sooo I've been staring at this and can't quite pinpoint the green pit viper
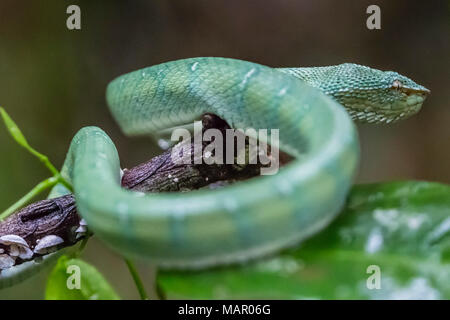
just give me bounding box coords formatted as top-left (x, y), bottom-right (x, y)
top-left (0, 57), bottom-right (429, 287)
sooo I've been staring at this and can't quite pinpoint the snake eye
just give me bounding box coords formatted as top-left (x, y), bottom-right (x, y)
top-left (392, 80), bottom-right (403, 90)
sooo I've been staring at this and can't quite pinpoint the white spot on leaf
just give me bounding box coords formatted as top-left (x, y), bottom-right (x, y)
top-left (365, 228), bottom-right (383, 254)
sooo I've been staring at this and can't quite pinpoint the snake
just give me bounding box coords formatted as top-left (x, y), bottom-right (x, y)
top-left (0, 57), bottom-right (429, 287)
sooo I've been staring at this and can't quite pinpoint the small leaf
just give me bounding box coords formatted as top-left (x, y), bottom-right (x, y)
top-left (157, 181), bottom-right (450, 299)
top-left (45, 255), bottom-right (120, 300)
top-left (0, 107), bottom-right (30, 149)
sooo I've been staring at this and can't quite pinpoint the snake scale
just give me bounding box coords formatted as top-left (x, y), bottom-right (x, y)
top-left (0, 57), bottom-right (429, 287)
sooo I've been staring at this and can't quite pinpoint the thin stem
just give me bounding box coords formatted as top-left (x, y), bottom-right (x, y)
top-left (29, 149), bottom-right (59, 175)
top-left (55, 174), bottom-right (74, 193)
top-left (30, 150), bottom-right (73, 193)
top-left (124, 258), bottom-right (149, 300)
top-left (0, 176), bottom-right (59, 220)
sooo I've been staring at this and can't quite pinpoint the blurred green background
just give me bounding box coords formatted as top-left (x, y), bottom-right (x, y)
top-left (0, 0), bottom-right (448, 299)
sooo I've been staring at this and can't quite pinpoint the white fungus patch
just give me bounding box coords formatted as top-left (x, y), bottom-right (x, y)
top-left (0, 254), bottom-right (15, 269)
top-left (0, 234), bottom-right (33, 260)
top-left (34, 235), bottom-right (64, 254)
top-left (0, 235), bottom-right (29, 247)
top-left (157, 139), bottom-right (171, 150)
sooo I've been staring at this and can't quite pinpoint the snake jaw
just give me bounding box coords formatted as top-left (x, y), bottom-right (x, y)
top-left (386, 90), bottom-right (430, 123)
top-left (346, 91), bottom-right (428, 124)
top-left (347, 82), bottom-right (429, 124)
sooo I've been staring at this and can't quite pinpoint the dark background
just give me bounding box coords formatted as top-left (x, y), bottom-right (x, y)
top-left (0, 0), bottom-right (448, 299)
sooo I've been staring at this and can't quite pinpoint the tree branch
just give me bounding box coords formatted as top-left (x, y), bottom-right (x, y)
top-left (0, 114), bottom-right (291, 269)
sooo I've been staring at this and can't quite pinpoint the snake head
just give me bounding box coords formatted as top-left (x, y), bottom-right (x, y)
top-left (328, 63), bottom-right (430, 124)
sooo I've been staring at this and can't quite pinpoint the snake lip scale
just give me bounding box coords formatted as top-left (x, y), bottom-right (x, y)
top-left (0, 57), bottom-right (429, 287)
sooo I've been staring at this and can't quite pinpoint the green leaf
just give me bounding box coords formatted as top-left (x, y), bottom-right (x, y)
top-left (45, 255), bottom-right (120, 300)
top-left (0, 107), bottom-right (31, 149)
top-left (157, 181), bottom-right (450, 299)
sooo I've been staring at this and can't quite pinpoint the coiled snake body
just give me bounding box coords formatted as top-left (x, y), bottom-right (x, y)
top-left (0, 58), bottom-right (429, 285)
